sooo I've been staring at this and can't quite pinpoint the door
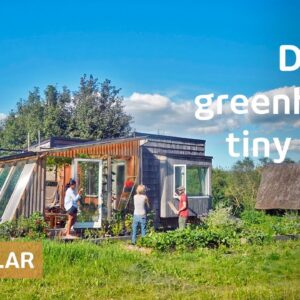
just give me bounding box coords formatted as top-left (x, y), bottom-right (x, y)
top-left (72, 159), bottom-right (103, 228)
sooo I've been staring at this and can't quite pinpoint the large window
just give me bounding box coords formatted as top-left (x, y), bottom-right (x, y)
top-left (187, 166), bottom-right (208, 196)
top-left (174, 165), bottom-right (209, 197)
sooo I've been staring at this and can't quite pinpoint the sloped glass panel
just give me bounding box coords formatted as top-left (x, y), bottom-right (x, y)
top-left (0, 163), bottom-right (25, 219)
top-left (0, 166), bottom-right (11, 191)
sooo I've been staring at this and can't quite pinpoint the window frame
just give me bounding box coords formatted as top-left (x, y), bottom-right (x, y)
top-left (173, 164), bottom-right (186, 197)
top-left (72, 158), bottom-right (103, 229)
top-left (173, 164), bottom-right (210, 198)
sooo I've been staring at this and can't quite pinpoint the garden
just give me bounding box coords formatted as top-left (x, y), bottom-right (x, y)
top-left (0, 159), bottom-right (300, 299)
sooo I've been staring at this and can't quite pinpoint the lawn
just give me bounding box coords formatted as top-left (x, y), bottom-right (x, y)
top-left (0, 240), bottom-right (299, 300)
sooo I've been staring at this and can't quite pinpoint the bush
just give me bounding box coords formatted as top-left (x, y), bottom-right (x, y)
top-left (205, 205), bottom-right (243, 231)
top-left (139, 209), bottom-right (300, 251)
top-left (138, 227), bottom-right (236, 251)
top-left (241, 210), bottom-right (300, 236)
top-left (0, 212), bottom-right (47, 240)
top-left (0, 220), bottom-right (18, 240)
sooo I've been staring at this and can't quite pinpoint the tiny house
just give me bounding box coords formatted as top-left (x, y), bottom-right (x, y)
top-left (0, 133), bottom-right (212, 228)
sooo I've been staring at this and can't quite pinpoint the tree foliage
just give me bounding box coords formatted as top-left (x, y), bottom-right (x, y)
top-left (212, 158), bottom-right (261, 215)
top-left (69, 75), bottom-right (132, 139)
top-left (0, 75), bottom-right (132, 151)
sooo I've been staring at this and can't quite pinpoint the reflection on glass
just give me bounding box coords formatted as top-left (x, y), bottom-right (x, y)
top-left (187, 166), bottom-right (208, 196)
top-left (77, 161), bottom-right (100, 223)
top-left (174, 165), bottom-right (185, 191)
top-left (112, 161), bottom-right (125, 211)
top-left (0, 163), bottom-right (25, 219)
top-left (0, 166), bottom-right (11, 191)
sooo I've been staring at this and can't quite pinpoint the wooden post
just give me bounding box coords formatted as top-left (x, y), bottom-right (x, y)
top-left (41, 158), bottom-right (46, 215)
top-left (36, 159), bottom-right (41, 212)
top-left (107, 156), bottom-right (112, 221)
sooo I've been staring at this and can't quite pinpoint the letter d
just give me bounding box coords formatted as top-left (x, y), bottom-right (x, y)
top-left (280, 45), bottom-right (300, 71)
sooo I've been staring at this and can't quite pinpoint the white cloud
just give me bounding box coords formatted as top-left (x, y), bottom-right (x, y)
top-left (125, 93), bottom-right (170, 112)
top-left (0, 113), bottom-right (6, 122)
top-left (266, 139), bottom-right (300, 153)
top-left (124, 92), bottom-right (238, 136)
top-left (289, 139), bottom-right (300, 152)
top-left (124, 86), bottom-right (300, 137)
top-left (293, 120), bottom-right (300, 128)
top-left (247, 86), bottom-right (300, 128)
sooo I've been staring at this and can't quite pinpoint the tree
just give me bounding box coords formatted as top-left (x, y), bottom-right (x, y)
top-left (232, 157), bottom-right (255, 172)
top-left (43, 85), bottom-right (72, 137)
top-left (258, 157), bottom-right (273, 167)
top-left (225, 158), bottom-right (261, 214)
top-left (0, 88), bottom-right (44, 149)
top-left (69, 75), bottom-right (132, 139)
top-left (283, 157), bottom-right (295, 164)
top-left (212, 168), bottom-right (229, 209)
top-left (0, 75), bottom-right (132, 152)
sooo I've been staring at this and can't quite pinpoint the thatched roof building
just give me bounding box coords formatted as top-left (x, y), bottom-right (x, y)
top-left (256, 163), bottom-right (300, 210)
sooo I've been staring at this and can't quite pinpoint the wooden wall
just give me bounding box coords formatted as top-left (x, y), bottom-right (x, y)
top-left (140, 138), bottom-right (212, 226)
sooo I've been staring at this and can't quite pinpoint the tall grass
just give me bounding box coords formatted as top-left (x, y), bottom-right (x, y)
top-left (0, 240), bottom-right (299, 299)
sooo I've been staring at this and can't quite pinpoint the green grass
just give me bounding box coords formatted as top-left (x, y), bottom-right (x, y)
top-left (0, 240), bottom-right (299, 299)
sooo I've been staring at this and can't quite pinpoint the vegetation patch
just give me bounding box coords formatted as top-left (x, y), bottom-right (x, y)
top-left (0, 240), bottom-right (299, 299)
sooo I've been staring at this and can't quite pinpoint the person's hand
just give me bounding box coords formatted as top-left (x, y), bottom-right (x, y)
top-left (78, 188), bottom-right (84, 195)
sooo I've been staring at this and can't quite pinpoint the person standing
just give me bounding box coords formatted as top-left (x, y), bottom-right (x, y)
top-left (131, 185), bottom-right (150, 244)
top-left (176, 186), bottom-right (188, 229)
top-left (64, 179), bottom-right (83, 237)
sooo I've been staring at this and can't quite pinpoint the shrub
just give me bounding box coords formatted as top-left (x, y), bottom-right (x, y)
top-left (139, 209), bottom-right (300, 251)
top-left (124, 214), bottom-right (133, 234)
top-left (241, 210), bottom-right (300, 236)
top-left (0, 220), bottom-right (18, 240)
top-left (205, 205), bottom-right (243, 232)
top-left (0, 212), bottom-right (47, 240)
top-left (138, 227), bottom-right (236, 251)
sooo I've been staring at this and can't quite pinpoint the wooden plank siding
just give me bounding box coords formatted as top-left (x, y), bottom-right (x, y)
top-left (0, 134), bottom-right (212, 228)
top-left (140, 138), bottom-right (212, 226)
top-left (48, 140), bottom-right (140, 158)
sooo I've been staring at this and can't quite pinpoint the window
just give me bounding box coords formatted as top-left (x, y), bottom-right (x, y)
top-left (173, 165), bottom-right (209, 197)
top-left (186, 166), bottom-right (208, 196)
top-left (78, 161), bottom-right (99, 197)
top-left (174, 165), bottom-right (186, 196)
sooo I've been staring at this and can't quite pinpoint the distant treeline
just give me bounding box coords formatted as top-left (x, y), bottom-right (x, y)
top-left (212, 157), bottom-right (297, 215)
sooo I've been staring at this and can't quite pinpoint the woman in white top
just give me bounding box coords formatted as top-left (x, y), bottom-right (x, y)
top-left (131, 185), bottom-right (150, 244)
top-left (64, 179), bottom-right (83, 237)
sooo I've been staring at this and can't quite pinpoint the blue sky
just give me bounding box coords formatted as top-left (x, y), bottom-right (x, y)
top-left (0, 0), bottom-right (299, 167)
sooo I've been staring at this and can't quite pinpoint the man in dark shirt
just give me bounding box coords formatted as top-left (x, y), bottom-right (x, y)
top-left (176, 186), bottom-right (188, 229)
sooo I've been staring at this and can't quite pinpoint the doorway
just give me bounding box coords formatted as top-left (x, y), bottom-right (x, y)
top-left (72, 159), bottom-right (103, 228)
